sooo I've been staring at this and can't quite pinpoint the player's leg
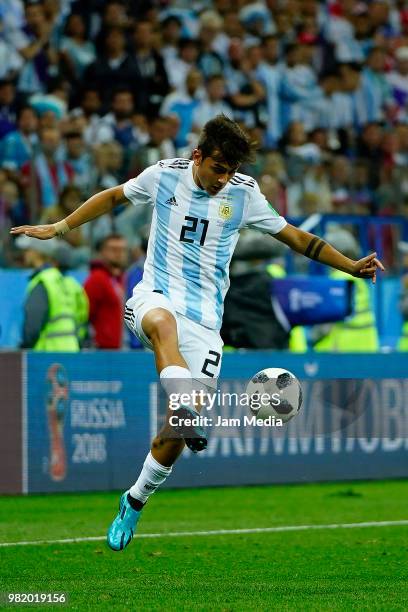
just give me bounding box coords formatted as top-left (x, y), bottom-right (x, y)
top-left (141, 307), bottom-right (208, 460)
top-left (107, 293), bottom-right (208, 551)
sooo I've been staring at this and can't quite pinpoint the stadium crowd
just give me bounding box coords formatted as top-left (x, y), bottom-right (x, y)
top-left (0, 0), bottom-right (407, 349)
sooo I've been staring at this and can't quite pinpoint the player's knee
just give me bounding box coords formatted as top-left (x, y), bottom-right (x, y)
top-left (144, 311), bottom-right (177, 346)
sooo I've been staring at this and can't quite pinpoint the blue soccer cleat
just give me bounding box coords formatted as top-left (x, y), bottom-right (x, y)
top-left (107, 490), bottom-right (141, 551)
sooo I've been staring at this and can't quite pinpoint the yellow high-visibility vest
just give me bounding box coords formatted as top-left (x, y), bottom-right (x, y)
top-left (314, 270), bottom-right (378, 352)
top-left (27, 267), bottom-right (80, 351)
top-left (397, 321), bottom-right (408, 351)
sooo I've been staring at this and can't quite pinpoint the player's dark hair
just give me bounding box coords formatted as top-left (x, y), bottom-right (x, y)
top-left (197, 115), bottom-right (256, 167)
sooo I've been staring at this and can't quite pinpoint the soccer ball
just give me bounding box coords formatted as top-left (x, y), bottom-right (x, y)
top-left (245, 368), bottom-right (302, 423)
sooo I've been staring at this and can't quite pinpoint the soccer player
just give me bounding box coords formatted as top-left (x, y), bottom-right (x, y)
top-left (10, 115), bottom-right (384, 551)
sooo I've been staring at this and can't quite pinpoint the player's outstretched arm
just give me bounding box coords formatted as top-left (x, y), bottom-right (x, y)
top-left (274, 224), bottom-right (385, 283)
top-left (10, 184), bottom-right (128, 240)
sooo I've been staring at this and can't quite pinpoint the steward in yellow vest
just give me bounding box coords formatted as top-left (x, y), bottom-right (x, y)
top-left (313, 228), bottom-right (378, 352)
top-left (16, 235), bottom-right (86, 351)
top-left (26, 267), bottom-right (81, 351)
top-left (314, 269), bottom-right (379, 351)
top-left (62, 275), bottom-right (89, 344)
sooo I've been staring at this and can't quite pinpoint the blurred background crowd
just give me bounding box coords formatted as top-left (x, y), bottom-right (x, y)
top-left (0, 0), bottom-right (408, 351)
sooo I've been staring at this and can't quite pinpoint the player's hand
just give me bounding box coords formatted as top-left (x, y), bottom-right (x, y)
top-left (351, 252), bottom-right (385, 284)
top-left (10, 224), bottom-right (57, 240)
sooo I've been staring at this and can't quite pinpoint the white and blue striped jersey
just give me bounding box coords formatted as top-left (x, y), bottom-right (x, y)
top-left (123, 159), bottom-right (287, 330)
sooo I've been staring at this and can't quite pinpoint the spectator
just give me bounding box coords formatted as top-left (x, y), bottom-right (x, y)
top-left (160, 68), bottom-right (203, 150)
top-left (92, 141), bottom-right (125, 190)
top-left (41, 178), bottom-right (112, 253)
top-left (280, 43), bottom-right (324, 132)
top-left (257, 35), bottom-right (283, 147)
top-left (84, 233), bottom-right (128, 349)
top-left (283, 121), bottom-right (322, 174)
top-left (213, 10), bottom-right (245, 59)
top-left (329, 155), bottom-right (352, 211)
top-left (85, 26), bottom-right (140, 105)
top-left (99, 88), bottom-right (143, 151)
top-left (0, 177), bottom-right (27, 229)
top-left (329, 5), bottom-right (367, 63)
top-left (159, 15), bottom-right (183, 66)
top-left (74, 88), bottom-right (113, 146)
top-left (349, 4), bottom-right (375, 59)
top-left (387, 46), bottom-right (408, 121)
top-left (40, 183), bottom-right (87, 248)
top-left (224, 38), bottom-right (265, 128)
top-left (338, 62), bottom-right (367, 129)
top-left (0, 79), bottom-right (19, 140)
top-left (356, 122), bottom-right (384, 190)
top-left (197, 10), bottom-right (224, 79)
top-left (129, 116), bottom-right (176, 176)
top-left (14, 0), bottom-right (58, 95)
top-left (192, 75), bottom-right (233, 129)
top-left (1, 106), bottom-right (39, 173)
top-left (350, 160), bottom-right (375, 215)
top-left (132, 20), bottom-right (169, 116)
top-left (59, 13), bottom-right (96, 82)
top-left (15, 234), bottom-right (84, 351)
top-left (396, 118), bottom-right (408, 150)
top-left (21, 125), bottom-right (74, 219)
top-left (361, 47), bottom-right (392, 123)
top-left (318, 71), bottom-right (353, 131)
top-left (0, 17), bottom-right (23, 80)
top-left (259, 173), bottom-right (287, 217)
top-left (274, 7), bottom-right (296, 52)
top-left (28, 78), bottom-right (69, 121)
top-left (239, 2), bottom-right (273, 41)
top-left (63, 130), bottom-right (93, 195)
top-left (94, 0), bottom-right (132, 53)
top-left (164, 37), bottom-right (200, 93)
top-left (300, 160), bottom-right (332, 214)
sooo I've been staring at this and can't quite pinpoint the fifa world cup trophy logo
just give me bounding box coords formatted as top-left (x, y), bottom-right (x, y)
top-left (46, 364), bottom-right (69, 481)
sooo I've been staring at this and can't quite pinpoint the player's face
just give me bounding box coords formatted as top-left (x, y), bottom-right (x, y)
top-left (193, 149), bottom-right (239, 196)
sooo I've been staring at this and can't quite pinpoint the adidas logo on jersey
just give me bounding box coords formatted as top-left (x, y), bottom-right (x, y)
top-left (165, 196), bottom-right (178, 206)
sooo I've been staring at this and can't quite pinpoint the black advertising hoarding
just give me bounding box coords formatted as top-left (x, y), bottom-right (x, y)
top-left (0, 353), bottom-right (22, 494)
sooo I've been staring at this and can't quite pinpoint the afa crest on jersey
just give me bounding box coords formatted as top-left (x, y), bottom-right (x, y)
top-left (219, 202), bottom-right (233, 220)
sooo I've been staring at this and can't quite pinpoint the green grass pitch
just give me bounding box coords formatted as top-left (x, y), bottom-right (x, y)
top-left (0, 480), bottom-right (407, 611)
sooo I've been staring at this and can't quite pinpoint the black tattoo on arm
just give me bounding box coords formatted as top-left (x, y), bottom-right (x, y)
top-left (304, 237), bottom-right (327, 261)
top-left (304, 237), bottom-right (319, 258)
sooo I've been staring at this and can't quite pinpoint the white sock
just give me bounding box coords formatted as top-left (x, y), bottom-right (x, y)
top-left (129, 452), bottom-right (172, 504)
top-left (160, 365), bottom-right (196, 410)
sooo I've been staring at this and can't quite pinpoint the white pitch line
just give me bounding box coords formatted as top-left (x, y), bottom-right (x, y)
top-left (1, 520), bottom-right (408, 548)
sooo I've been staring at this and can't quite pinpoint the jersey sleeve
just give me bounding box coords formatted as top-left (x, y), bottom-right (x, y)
top-left (243, 183), bottom-right (287, 234)
top-left (123, 164), bottom-right (158, 207)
